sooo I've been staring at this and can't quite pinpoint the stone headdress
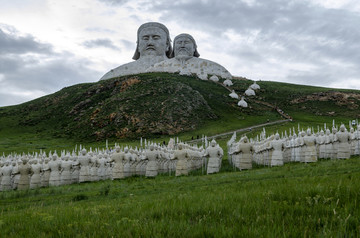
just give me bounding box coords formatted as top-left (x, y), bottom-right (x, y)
top-left (170, 33), bottom-right (200, 58)
top-left (132, 22), bottom-right (173, 60)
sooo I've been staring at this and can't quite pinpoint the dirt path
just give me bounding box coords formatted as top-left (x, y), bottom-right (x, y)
top-left (186, 119), bottom-right (291, 143)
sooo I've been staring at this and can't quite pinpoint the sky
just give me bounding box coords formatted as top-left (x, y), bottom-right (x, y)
top-left (0, 0), bottom-right (359, 106)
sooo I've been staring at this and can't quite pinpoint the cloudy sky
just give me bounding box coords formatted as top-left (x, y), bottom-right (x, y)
top-left (0, 0), bottom-right (359, 106)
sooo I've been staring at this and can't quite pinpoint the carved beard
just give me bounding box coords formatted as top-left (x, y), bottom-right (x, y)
top-left (175, 56), bottom-right (192, 66)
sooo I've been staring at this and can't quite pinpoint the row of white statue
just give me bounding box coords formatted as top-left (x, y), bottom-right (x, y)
top-left (228, 123), bottom-right (359, 170)
top-left (0, 140), bottom-right (223, 191)
top-left (1, 121), bottom-right (357, 191)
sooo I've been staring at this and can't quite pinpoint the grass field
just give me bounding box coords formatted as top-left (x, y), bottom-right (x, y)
top-left (1, 157), bottom-right (359, 237)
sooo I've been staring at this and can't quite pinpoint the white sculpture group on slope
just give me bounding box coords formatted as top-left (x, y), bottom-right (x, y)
top-left (228, 122), bottom-right (359, 171)
top-left (0, 139), bottom-right (223, 191)
top-left (228, 81), bottom-right (261, 108)
top-left (101, 22), bottom-right (232, 82)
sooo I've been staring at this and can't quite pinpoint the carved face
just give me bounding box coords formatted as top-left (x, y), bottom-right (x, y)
top-left (138, 27), bottom-right (168, 57)
top-left (174, 36), bottom-right (195, 57)
top-left (340, 125), bottom-right (345, 132)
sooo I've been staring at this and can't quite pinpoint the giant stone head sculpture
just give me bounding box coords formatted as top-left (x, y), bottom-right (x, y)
top-left (132, 22), bottom-right (172, 60)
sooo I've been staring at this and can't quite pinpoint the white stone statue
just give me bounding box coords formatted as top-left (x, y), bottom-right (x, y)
top-left (303, 129), bottom-right (317, 163)
top-left (238, 96), bottom-right (248, 108)
top-left (336, 124), bottom-right (351, 159)
top-left (167, 138), bottom-right (175, 150)
top-left (229, 90), bottom-right (239, 99)
top-left (250, 81), bottom-right (260, 90)
top-left (317, 130), bottom-right (326, 159)
top-left (90, 151), bottom-right (99, 182)
top-left (49, 153), bottom-right (61, 186)
top-left (350, 127), bottom-right (356, 156)
top-left (71, 152), bottom-right (80, 184)
top-left (100, 22), bottom-right (172, 80)
top-left (0, 160), bottom-right (13, 191)
top-left (60, 153), bottom-right (73, 185)
top-left (11, 160), bottom-right (20, 190)
top-left (223, 79), bottom-right (233, 87)
top-left (355, 126), bottom-right (360, 155)
top-left (230, 136), bottom-right (253, 170)
top-left (78, 149), bottom-right (91, 183)
top-left (173, 143), bottom-right (189, 176)
top-left (18, 157), bottom-right (31, 190)
top-left (204, 140), bottom-right (223, 174)
top-left (110, 146), bottom-right (125, 179)
top-left (145, 145), bottom-right (159, 177)
top-left (331, 127), bottom-right (338, 159)
top-left (209, 75), bottom-right (219, 82)
top-left (41, 157), bottom-right (51, 187)
top-left (123, 147), bottom-right (132, 177)
top-left (30, 159), bottom-right (42, 189)
top-left (245, 87), bottom-right (255, 96)
top-left (150, 33), bottom-right (232, 80)
top-left (97, 153), bottom-right (107, 180)
top-left (269, 133), bottom-right (284, 166)
top-left (130, 149), bottom-right (138, 175)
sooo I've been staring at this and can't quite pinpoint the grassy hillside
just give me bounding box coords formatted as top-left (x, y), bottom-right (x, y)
top-left (1, 73), bottom-right (360, 154)
top-left (0, 73), bottom-right (280, 154)
top-left (1, 157), bottom-right (359, 237)
top-left (233, 80), bottom-right (360, 123)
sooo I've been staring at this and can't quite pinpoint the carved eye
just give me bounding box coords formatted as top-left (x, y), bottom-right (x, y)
top-left (153, 35), bottom-right (160, 40)
top-left (142, 36), bottom-right (149, 40)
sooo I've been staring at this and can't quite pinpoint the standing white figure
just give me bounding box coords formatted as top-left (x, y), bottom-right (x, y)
top-left (173, 143), bottom-right (189, 176)
top-left (317, 130), bottom-right (326, 159)
top-left (1, 161), bottom-right (13, 191)
top-left (110, 146), bottom-right (125, 179)
top-left (11, 160), bottom-right (20, 190)
top-left (324, 129), bottom-right (333, 158)
top-left (303, 129), bottom-right (317, 163)
top-left (204, 140), bottom-right (223, 174)
top-left (71, 152), bottom-right (80, 184)
top-left (30, 159), bottom-right (42, 189)
top-left (123, 147), bottom-right (132, 177)
top-left (78, 149), bottom-right (91, 183)
top-left (41, 158), bottom-right (51, 187)
top-left (145, 145), bottom-right (159, 177)
top-left (230, 136), bottom-right (254, 170)
top-left (60, 153), bottom-right (73, 185)
top-left (49, 153), bottom-right (61, 186)
top-left (331, 127), bottom-right (338, 159)
top-left (269, 133), bottom-right (284, 166)
top-left (97, 153), bottom-right (107, 180)
top-left (336, 124), bottom-right (351, 159)
top-left (17, 157), bottom-right (31, 190)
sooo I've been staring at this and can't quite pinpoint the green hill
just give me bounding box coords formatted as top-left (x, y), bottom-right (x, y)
top-left (0, 72), bottom-right (359, 153)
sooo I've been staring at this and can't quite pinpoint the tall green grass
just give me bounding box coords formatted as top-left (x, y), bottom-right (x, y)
top-left (1, 157), bottom-right (359, 237)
